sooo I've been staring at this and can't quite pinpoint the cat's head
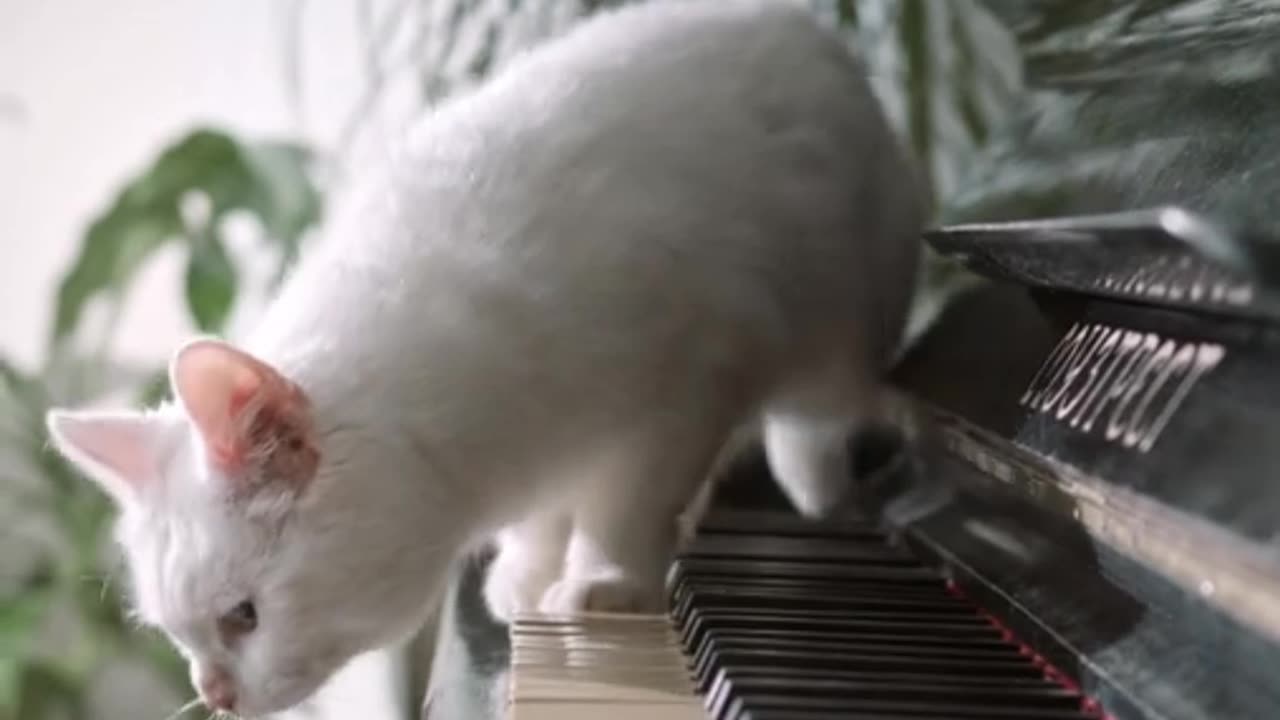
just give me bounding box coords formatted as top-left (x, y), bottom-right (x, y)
top-left (46, 338), bottom-right (443, 717)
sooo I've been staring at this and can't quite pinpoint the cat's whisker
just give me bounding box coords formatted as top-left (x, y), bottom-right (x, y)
top-left (161, 696), bottom-right (203, 720)
top-left (79, 572), bottom-right (112, 602)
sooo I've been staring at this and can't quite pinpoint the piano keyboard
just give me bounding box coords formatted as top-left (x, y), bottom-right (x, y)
top-left (508, 613), bottom-right (706, 719)
top-left (508, 510), bottom-right (1106, 720)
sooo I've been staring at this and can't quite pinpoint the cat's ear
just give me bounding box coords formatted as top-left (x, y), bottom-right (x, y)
top-left (45, 410), bottom-right (164, 507)
top-left (168, 338), bottom-right (318, 486)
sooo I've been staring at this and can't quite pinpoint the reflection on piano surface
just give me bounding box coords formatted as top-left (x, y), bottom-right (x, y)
top-left (424, 206), bottom-right (1280, 720)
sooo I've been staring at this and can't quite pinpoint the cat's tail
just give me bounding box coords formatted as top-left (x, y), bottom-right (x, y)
top-left (688, 379), bottom-right (905, 522)
top-left (762, 409), bottom-right (855, 517)
top-left (759, 374), bottom-right (900, 517)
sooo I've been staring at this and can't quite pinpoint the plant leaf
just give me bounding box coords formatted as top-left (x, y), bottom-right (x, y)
top-left (50, 128), bottom-right (319, 348)
top-left (836, 0), bottom-right (858, 27)
top-left (136, 370), bottom-right (172, 407)
top-left (0, 359), bottom-right (48, 446)
top-left (51, 215), bottom-right (175, 347)
top-left (0, 589), bottom-right (53, 669)
top-left (11, 661), bottom-right (84, 720)
top-left (0, 656), bottom-right (17, 720)
top-left (236, 141), bottom-right (322, 269)
top-left (184, 230), bottom-right (237, 333)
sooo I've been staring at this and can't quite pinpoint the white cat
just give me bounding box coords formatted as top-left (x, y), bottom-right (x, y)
top-left (45, 0), bottom-right (924, 716)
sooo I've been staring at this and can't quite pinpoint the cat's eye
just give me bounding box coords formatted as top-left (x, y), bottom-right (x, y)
top-left (218, 600), bottom-right (258, 639)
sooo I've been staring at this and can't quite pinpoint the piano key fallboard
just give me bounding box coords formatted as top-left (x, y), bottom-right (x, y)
top-left (506, 509), bottom-right (1105, 720)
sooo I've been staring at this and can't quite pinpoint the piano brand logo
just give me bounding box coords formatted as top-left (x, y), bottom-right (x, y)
top-left (1020, 322), bottom-right (1225, 452)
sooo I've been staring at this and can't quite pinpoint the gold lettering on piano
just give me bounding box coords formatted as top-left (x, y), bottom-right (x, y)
top-left (1020, 322), bottom-right (1224, 452)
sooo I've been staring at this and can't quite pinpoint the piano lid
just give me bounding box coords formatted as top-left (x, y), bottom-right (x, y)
top-left (928, 1), bottom-right (1280, 325)
top-left (927, 207), bottom-right (1280, 322)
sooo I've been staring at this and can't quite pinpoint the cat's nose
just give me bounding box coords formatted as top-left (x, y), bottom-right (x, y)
top-left (197, 666), bottom-right (237, 712)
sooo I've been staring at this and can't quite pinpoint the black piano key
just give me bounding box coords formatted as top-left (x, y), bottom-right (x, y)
top-left (681, 607), bottom-right (995, 653)
top-left (737, 707), bottom-right (1024, 712)
top-left (688, 617), bottom-right (1018, 653)
top-left (671, 571), bottom-right (957, 598)
top-left (669, 513), bottom-right (1105, 720)
top-left (673, 587), bottom-right (978, 625)
top-left (732, 707), bottom-right (977, 712)
top-left (672, 571), bottom-right (952, 597)
top-left (695, 509), bottom-right (889, 540)
top-left (671, 557), bottom-right (941, 584)
top-left (669, 572), bottom-right (949, 610)
top-left (677, 601), bottom-right (980, 633)
top-left (724, 694), bottom-right (1094, 720)
top-left (703, 667), bottom-right (1072, 720)
top-left (677, 587), bottom-right (935, 615)
top-left (697, 656), bottom-right (1037, 696)
top-left (690, 632), bottom-right (1024, 682)
top-left (691, 624), bottom-right (1017, 657)
top-left (736, 711), bottom-right (1092, 720)
top-left (687, 615), bottom-right (1005, 643)
top-left (684, 534), bottom-right (916, 564)
top-left (675, 581), bottom-right (970, 611)
top-left (709, 681), bottom-right (1086, 720)
top-left (718, 675), bottom-right (1082, 707)
top-left (709, 665), bottom-right (1065, 692)
top-left (696, 646), bottom-right (1046, 693)
top-left (680, 609), bottom-right (1001, 651)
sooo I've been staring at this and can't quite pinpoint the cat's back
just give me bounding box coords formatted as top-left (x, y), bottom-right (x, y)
top-left (256, 0), bottom-right (920, 386)
top-left (391, 0), bottom-right (907, 269)
top-left (415, 0), bottom-right (878, 174)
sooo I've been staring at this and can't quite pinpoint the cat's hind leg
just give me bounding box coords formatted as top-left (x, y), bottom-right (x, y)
top-left (483, 510), bottom-right (571, 622)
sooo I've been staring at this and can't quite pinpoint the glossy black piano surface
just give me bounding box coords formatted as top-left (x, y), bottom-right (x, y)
top-left (881, 214), bottom-right (1280, 720)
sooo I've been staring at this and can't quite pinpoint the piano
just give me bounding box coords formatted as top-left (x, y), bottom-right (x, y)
top-left (421, 204), bottom-right (1280, 720)
top-left (420, 3), bottom-right (1280, 718)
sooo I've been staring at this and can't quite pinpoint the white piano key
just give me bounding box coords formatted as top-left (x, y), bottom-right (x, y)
top-left (507, 611), bottom-right (705, 720)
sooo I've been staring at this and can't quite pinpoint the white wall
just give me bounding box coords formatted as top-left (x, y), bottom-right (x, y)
top-left (0, 0), bottom-right (376, 369)
top-left (1, 0), bottom-right (404, 717)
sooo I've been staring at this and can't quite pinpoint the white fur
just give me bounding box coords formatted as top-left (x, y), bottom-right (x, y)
top-left (46, 0), bottom-right (924, 716)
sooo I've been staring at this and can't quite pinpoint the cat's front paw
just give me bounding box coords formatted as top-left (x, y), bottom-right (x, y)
top-left (483, 554), bottom-right (560, 623)
top-left (537, 574), bottom-right (664, 615)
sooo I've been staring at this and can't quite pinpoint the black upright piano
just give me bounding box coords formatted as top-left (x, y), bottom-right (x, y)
top-left (421, 3), bottom-right (1280, 718)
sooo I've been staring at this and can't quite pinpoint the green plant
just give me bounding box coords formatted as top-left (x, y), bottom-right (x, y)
top-left (1, 129), bottom-right (320, 720)
top-left (3, 2), bottom-right (1025, 717)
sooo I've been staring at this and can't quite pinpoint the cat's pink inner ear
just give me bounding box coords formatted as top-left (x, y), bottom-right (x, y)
top-left (45, 410), bottom-right (160, 505)
top-left (170, 339), bottom-right (314, 476)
